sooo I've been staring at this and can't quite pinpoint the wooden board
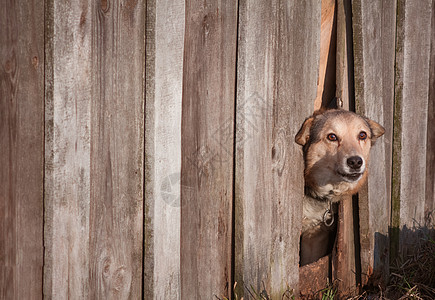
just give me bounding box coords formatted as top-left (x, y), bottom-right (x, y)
top-left (44, 2), bottom-right (93, 296)
top-left (44, 1), bottom-right (145, 298)
top-left (0, 1), bottom-right (44, 299)
top-left (352, 0), bottom-right (396, 285)
top-left (144, 0), bottom-right (184, 298)
top-left (235, 1), bottom-right (320, 297)
top-left (299, 256), bottom-right (329, 298)
top-left (314, 0), bottom-right (336, 110)
top-left (180, 1), bottom-right (238, 298)
top-left (88, 1), bottom-right (145, 298)
top-left (392, 0), bottom-right (433, 259)
top-left (426, 0), bottom-right (435, 232)
top-left (331, 3), bottom-right (356, 295)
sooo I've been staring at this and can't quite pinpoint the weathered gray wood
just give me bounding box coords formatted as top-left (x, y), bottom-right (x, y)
top-left (392, 0), bottom-right (433, 259)
top-left (426, 0), bottom-right (435, 232)
top-left (44, 0), bottom-right (145, 298)
top-left (88, 1), bottom-right (145, 298)
top-left (0, 1), bottom-right (44, 299)
top-left (180, 1), bottom-right (238, 298)
top-left (352, 0), bottom-right (396, 285)
top-left (235, 1), bottom-right (320, 296)
top-left (44, 2), bottom-right (92, 296)
top-left (144, 0), bottom-right (184, 298)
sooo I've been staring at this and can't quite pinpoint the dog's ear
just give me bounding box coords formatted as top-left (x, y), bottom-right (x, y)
top-left (295, 116), bottom-right (314, 146)
top-left (367, 119), bottom-right (385, 143)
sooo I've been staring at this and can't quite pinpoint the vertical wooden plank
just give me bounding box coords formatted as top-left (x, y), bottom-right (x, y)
top-left (235, 1), bottom-right (320, 297)
top-left (314, 0), bottom-right (336, 110)
top-left (44, 0), bottom-right (145, 298)
top-left (44, 0), bottom-right (93, 297)
top-left (332, 1), bottom-right (356, 295)
top-left (332, 201), bottom-right (356, 295)
top-left (392, 0), bottom-right (433, 259)
top-left (180, 1), bottom-right (237, 298)
top-left (144, 0), bottom-right (184, 298)
top-left (335, 0), bottom-right (352, 109)
top-left (0, 0), bottom-right (44, 299)
top-left (352, 0), bottom-right (396, 285)
top-left (426, 1), bottom-right (435, 230)
top-left (88, 0), bottom-right (145, 298)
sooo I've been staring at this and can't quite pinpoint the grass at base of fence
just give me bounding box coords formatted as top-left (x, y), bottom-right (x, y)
top-left (348, 234), bottom-right (435, 300)
top-left (383, 234), bottom-right (435, 300)
top-left (216, 235), bottom-right (435, 300)
top-left (215, 282), bottom-right (296, 300)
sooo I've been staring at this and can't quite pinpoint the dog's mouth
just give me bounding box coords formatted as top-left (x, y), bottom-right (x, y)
top-left (337, 171), bottom-right (362, 182)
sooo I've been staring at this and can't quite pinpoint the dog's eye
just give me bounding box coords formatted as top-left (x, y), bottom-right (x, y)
top-left (359, 131), bottom-right (367, 140)
top-left (327, 133), bottom-right (338, 141)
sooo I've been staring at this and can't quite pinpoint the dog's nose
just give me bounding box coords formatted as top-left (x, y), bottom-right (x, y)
top-left (347, 156), bottom-right (363, 170)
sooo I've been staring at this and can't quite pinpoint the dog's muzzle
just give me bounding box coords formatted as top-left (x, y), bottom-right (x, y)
top-left (338, 156), bottom-right (365, 182)
top-left (339, 172), bottom-right (362, 181)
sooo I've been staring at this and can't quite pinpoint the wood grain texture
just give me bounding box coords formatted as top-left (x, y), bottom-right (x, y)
top-left (332, 199), bottom-right (356, 296)
top-left (299, 256), bottom-right (329, 298)
top-left (235, 1), bottom-right (320, 296)
top-left (44, 0), bottom-right (145, 298)
top-left (314, 0), bottom-right (336, 110)
top-left (392, 0), bottom-right (433, 258)
top-left (0, 0), bottom-right (44, 299)
top-left (89, 0), bottom-right (145, 298)
top-left (144, 0), bottom-right (184, 298)
top-left (44, 1), bottom-right (92, 296)
top-left (352, 0), bottom-right (396, 285)
top-left (330, 1), bottom-right (358, 296)
top-left (426, 0), bottom-right (435, 230)
top-left (180, 1), bottom-right (238, 298)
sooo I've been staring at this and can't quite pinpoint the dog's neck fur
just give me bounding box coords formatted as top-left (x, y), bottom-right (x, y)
top-left (302, 185), bottom-right (337, 234)
top-left (304, 177), bottom-right (358, 201)
top-left (304, 185), bottom-right (333, 202)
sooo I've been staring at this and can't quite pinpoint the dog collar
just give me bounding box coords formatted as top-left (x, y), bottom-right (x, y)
top-left (304, 186), bottom-right (335, 227)
top-left (304, 186), bottom-right (332, 202)
top-left (322, 201), bottom-right (334, 227)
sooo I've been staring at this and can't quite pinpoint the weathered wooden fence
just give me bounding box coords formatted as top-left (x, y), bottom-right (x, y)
top-left (1, 0), bottom-right (434, 299)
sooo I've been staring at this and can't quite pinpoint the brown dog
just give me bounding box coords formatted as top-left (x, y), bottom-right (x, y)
top-left (295, 109), bottom-right (385, 265)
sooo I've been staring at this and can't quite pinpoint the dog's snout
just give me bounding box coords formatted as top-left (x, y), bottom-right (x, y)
top-left (347, 156), bottom-right (363, 170)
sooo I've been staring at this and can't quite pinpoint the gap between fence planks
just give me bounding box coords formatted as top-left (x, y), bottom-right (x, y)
top-left (0, 1), bottom-right (44, 299)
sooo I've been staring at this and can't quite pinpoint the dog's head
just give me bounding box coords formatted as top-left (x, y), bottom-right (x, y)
top-left (295, 109), bottom-right (385, 198)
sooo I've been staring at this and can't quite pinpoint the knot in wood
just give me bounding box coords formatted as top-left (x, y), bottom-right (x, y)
top-left (101, 0), bottom-right (109, 13)
top-left (272, 128), bottom-right (287, 175)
